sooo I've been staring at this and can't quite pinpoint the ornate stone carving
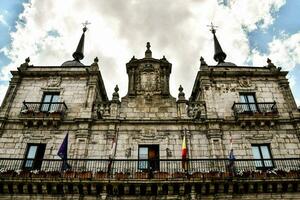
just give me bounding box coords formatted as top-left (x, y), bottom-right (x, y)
top-left (133, 129), bottom-right (166, 140)
top-left (188, 102), bottom-right (206, 119)
top-left (95, 102), bottom-right (110, 118)
top-left (47, 76), bottom-right (62, 87)
top-left (238, 77), bottom-right (252, 87)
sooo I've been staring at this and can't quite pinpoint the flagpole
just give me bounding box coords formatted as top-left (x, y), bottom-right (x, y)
top-left (108, 128), bottom-right (118, 174)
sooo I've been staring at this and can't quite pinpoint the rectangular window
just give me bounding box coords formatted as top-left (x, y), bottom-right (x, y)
top-left (239, 93), bottom-right (258, 112)
top-left (23, 144), bottom-right (46, 170)
top-left (40, 92), bottom-right (60, 112)
top-left (138, 145), bottom-right (159, 171)
top-left (251, 144), bottom-right (273, 170)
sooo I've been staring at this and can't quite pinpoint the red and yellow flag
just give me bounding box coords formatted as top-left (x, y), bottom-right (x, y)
top-left (182, 135), bottom-right (187, 159)
top-left (182, 134), bottom-right (188, 170)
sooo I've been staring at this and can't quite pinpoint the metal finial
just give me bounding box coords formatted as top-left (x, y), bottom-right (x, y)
top-left (146, 42), bottom-right (151, 50)
top-left (82, 20), bottom-right (91, 32)
top-left (179, 85), bottom-right (183, 93)
top-left (25, 57), bottom-right (30, 63)
top-left (200, 56), bottom-right (207, 66)
top-left (207, 22), bottom-right (218, 34)
top-left (178, 85), bottom-right (185, 99)
top-left (145, 42), bottom-right (152, 58)
top-left (112, 85), bottom-right (120, 102)
top-left (114, 85), bottom-right (119, 93)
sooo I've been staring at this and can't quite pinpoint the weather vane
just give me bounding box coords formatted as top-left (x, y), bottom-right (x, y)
top-left (82, 20), bottom-right (91, 32)
top-left (207, 22), bottom-right (218, 34)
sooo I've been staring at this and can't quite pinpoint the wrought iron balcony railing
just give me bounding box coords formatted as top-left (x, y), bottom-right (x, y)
top-left (232, 102), bottom-right (278, 117)
top-left (20, 101), bottom-right (68, 115)
top-left (0, 158), bottom-right (299, 179)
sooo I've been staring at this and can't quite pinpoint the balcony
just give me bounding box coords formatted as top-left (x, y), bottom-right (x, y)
top-left (0, 158), bottom-right (299, 196)
top-left (232, 102), bottom-right (278, 120)
top-left (19, 101), bottom-right (68, 126)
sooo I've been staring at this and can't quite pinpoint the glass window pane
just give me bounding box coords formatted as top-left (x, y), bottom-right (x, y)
top-left (25, 160), bottom-right (33, 168)
top-left (27, 146), bottom-right (37, 159)
top-left (139, 147), bottom-right (148, 159)
top-left (139, 147), bottom-right (148, 169)
top-left (49, 103), bottom-right (59, 112)
top-left (252, 146), bottom-right (261, 159)
top-left (25, 145), bottom-right (37, 168)
top-left (239, 95), bottom-right (247, 103)
top-left (252, 146), bottom-right (263, 167)
top-left (261, 146), bottom-right (271, 159)
top-left (247, 95), bottom-right (255, 103)
top-left (41, 104), bottom-right (49, 112)
top-left (43, 95), bottom-right (52, 102)
top-left (52, 95), bottom-right (60, 102)
top-left (261, 146), bottom-right (273, 167)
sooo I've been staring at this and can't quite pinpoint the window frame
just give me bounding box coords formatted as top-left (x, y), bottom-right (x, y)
top-left (251, 144), bottom-right (274, 170)
top-left (138, 144), bottom-right (159, 171)
top-left (239, 93), bottom-right (258, 113)
top-left (40, 92), bottom-right (60, 112)
top-left (23, 143), bottom-right (46, 170)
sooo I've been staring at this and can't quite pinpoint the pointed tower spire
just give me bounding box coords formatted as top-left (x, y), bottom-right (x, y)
top-left (72, 21), bottom-right (90, 61)
top-left (209, 23), bottom-right (227, 64)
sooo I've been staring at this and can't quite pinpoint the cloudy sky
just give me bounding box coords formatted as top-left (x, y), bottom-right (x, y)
top-left (0, 0), bottom-right (299, 106)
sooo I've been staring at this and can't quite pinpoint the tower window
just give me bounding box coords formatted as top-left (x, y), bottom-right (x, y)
top-left (251, 144), bottom-right (273, 170)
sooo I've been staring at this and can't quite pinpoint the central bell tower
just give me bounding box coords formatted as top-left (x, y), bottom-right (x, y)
top-left (120, 43), bottom-right (177, 119)
top-left (126, 42), bottom-right (172, 98)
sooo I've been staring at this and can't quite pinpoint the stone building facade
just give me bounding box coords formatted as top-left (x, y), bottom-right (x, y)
top-left (0, 27), bottom-right (300, 199)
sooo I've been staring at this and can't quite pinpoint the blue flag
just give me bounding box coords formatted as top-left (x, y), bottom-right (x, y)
top-left (58, 133), bottom-right (70, 170)
top-left (229, 149), bottom-right (235, 161)
top-left (58, 133), bottom-right (68, 159)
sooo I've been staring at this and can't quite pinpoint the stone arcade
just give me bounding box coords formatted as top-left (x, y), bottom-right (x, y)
top-left (0, 26), bottom-right (300, 200)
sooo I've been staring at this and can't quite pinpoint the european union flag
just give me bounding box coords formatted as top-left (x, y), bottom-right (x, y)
top-left (58, 133), bottom-right (71, 170)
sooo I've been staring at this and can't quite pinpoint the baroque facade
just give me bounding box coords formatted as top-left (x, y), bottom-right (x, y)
top-left (0, 26), bottom-right (300, 200)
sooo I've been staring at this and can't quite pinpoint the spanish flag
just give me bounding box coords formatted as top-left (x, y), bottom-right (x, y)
top-left (182, 134), bottom-right (188, 170)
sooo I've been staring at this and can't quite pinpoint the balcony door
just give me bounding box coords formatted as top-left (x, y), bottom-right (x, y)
top-left (239, 93), bottom-right (257, 112)
top-left (23, 143), bottom-right (46, 170)
top-left (138, 145), bottom-right (159, 171)
top-left (41, 92), bottom-right (60, 112)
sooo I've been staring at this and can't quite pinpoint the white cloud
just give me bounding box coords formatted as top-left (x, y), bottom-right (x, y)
top-left (230, 0), bottom-right (286, 31)
top-left (0, 13), bottom-right (7, 26)
top-left (251, 32), bottom-right (300, 70)
top-left (0, 0), bottom-right (287, 101)
top-left (250, 32), bottom-right (300, 106)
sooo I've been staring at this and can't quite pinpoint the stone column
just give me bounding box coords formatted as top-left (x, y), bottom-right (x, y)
top-left (128, 68), bottom-right (135, 96)
top-left (110, 85), bottom-right (120, 118)
top-left (207, 124), bottom-right (224, 159)
top-left (75, 121), bottom-right (91, 158)
top-left (162, 67), bottom-right (168, 95)
top-left (177, 85), bottom-right (188, 118)
top-left (279, 79), bottom-right (298, 112)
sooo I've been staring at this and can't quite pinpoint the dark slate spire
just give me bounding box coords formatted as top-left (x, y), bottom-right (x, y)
top-left (72, 26), bottom-right (87, 61)
top-left (209, 23), bottom-right (227, 64)
top-left (145, 42), bottom-right (152, 58)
